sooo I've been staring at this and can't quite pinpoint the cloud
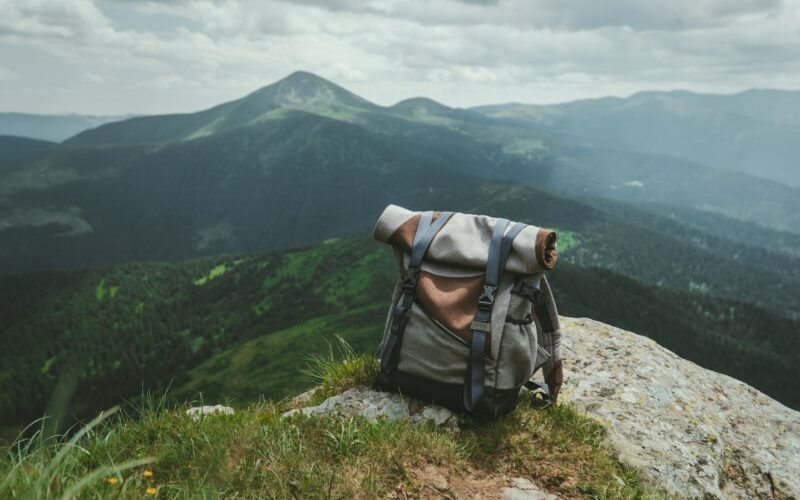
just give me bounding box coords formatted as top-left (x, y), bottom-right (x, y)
top-left (0, 0), bottom-right (798, 114)
top-left (0, 0), bottom-right (110, 38)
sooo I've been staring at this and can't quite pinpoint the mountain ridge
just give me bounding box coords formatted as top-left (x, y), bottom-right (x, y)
top-left (2, 72), bottom-right (799, 323)
top-left (65, 71), bottom-right (380, 147)
top-left (0, 112), bottom-right (136, 142)
top-left (473, 88), bottom-right (800, 186)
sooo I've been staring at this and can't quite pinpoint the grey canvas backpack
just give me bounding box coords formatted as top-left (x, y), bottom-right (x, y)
top-left (373, 205), bottom-right (563, 416)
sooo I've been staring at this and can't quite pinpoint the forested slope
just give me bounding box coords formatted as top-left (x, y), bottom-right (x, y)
top-left (2, 238), bottom-right (798, 431)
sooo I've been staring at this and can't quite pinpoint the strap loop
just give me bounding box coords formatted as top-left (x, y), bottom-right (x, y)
top-left (511, 280), bottom-right (544, 305)
top-left (470, 320), bottom-right (492, 333)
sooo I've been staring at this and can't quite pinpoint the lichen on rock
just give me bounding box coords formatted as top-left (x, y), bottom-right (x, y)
top-left (560, 317), bottom-right (800, 499)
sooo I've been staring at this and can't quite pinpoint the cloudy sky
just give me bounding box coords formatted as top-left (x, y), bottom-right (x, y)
top-left (1, 0), bottom-right (799, 115)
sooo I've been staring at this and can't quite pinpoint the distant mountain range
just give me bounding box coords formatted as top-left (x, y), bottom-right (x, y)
top-left (1, 73), bottom-right (798, 317)
top-left (473, 88), bottom-right (800, 187)
top-left (0, 112), bottom-right (135, 143)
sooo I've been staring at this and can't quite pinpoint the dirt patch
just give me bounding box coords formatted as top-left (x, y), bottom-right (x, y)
top-left (386, 462), bottom-right (557, 499)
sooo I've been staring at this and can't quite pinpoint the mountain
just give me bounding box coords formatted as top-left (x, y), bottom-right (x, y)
top-left (2, 237), bottom-right (799, 431)
top-left (0, 112), bottom-right (134, 142)
top-left (65, 71), bottom-right (379, 147)
top-left (3, 72), bottom-right (800, 321)
top-left (0, 135), bottom-right (55, 162)
top-left (672, 88), bottom-right (800, 127)
top-left (62, 74), bottom-right (800, 235)
top-left (473, 89), bottom-right (800, 187)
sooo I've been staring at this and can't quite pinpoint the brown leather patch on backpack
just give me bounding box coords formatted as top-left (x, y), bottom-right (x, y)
top-left (388, 211), bottom-right (443, 252)
top-left (416, 271), bottom-right (491, 353)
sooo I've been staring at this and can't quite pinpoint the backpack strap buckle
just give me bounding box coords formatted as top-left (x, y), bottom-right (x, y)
top-left (401, 266), bottom-right (420, 293)
top-left (477, 285), bottom-right (497, 311)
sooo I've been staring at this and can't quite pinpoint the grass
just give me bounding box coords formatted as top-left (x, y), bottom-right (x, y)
top-left (170, 306), bottom-right (385, 405)
top-left (302, 335), bottom-right (380, 405)
top-left (193, 263), bottom-right (228, 286)
top-left (0, 345), bottom-right (655, 498)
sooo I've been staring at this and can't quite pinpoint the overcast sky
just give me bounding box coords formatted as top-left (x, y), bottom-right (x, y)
top-left (1, 0), bottom-right (799, 115)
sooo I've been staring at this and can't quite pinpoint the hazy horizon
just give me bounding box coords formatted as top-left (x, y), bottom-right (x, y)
top-left (3, 72), bottom-right (799, 117)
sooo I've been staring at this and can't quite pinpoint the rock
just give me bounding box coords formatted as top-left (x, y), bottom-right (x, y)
top-left (282, 385), bottom-right (459, 429)
top-left (185, 404), bottom-right (234, 420)
top-left (502, 477), bottom-right (559, 499)
top-left (287, 387), bottom-right (318, 407)
top-left (560, 317), bottom-right (800, 499)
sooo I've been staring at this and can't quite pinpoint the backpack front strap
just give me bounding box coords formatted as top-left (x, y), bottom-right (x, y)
top-left (463, 220), bottom-right (527, 412)
top-left (381, 211), bottom-right (454, 374)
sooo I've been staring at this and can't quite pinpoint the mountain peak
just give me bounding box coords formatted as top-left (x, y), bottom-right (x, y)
top-left (391, 96), bottom-right (450, 112)
top-left (245, 71), bottom-right (375, 110)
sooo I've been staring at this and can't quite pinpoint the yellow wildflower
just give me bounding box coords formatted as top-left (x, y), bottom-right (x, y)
top-left (146, 486), bottom-right (157, 495)
top-left (143, 470), bottom-right (154, 478)
top-left (106, 477), bottom-right (119, 485)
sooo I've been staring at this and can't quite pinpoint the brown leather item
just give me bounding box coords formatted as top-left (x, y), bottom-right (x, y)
top-left (416, 271), bottom-right (489, 352)
top-left (545, 359), bottom-right (563, 402)
top-left (387, 211), bottom-right (442, 252)
top-left (535, 229), bottom-right (557, 270)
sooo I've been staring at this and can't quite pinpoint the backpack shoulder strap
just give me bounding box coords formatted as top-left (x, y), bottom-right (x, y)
top-left (464, 220), bottom-right (526, 412)
top-left (380, 211), bottom-right (454, 374)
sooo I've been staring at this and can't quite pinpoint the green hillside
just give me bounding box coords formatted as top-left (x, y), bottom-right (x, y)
top-left (4, 126), bottom-right (800, 316)
top-left (60, 73), bottom-right (800, 235)
top-left (2, 74), bottom-right (798, 291)
top-left (0, 136), bottom-right (55, 162)
top-left (2, 238), bottom-right (798, 434)
top-left (2, 74), bottom-right (799, 308)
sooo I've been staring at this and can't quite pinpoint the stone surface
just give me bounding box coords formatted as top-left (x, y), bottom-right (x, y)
top-left (289, 387), bottom-right (318, 407)
top-left (185, 404), bottom-right (234, 420)
top-left (502, 477), bottom-right (559, 499)
top-left (282, 385), bottom-right (459, 429)
top-left (560, 316), bottom-right (800, 499)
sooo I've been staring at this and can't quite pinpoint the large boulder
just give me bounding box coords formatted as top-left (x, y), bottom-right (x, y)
top-left (561, 317), bottom-right (799, 498)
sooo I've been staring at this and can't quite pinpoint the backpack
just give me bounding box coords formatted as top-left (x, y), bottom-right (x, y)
top-left (373, 205), bottom-right (563, 417)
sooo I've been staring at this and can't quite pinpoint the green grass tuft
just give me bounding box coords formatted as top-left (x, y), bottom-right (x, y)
top-left (0, 407), bottom-right (156, 499)
top-left (302, 335), bottom-right (380, 405)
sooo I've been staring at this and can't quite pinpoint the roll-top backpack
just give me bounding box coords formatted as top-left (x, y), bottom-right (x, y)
top-left (373, 205), bottom-right (563, 417)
